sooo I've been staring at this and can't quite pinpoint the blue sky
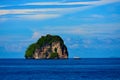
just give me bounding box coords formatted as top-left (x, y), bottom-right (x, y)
top-left (0, 0), bottom-right (120, 58)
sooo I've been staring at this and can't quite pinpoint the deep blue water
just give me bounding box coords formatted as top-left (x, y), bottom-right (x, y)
top-left (0, 58), bottom-right (120, 80)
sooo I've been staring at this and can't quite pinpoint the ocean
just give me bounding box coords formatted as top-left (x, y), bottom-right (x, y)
top-left (0, 58), bottom-right (120, 80)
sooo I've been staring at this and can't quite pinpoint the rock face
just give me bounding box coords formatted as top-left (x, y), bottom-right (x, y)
top-left (25, 34), bottom-right (68, 59)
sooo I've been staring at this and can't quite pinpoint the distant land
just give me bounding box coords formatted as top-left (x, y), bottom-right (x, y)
top-left (25, 34), bottom-right (68, 59)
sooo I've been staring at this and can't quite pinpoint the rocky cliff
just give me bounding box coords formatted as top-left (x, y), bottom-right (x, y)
top-left (25, 34), bottom-right (68, 59)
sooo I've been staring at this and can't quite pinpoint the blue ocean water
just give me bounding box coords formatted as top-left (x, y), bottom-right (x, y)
top-left (0, 58), bottom-right (120, 80)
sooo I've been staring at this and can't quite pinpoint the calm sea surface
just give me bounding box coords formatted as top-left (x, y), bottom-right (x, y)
top-left (0, 58), bottom-right (120, 80)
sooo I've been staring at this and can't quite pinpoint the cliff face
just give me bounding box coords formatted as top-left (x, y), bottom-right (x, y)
top-left (25, 34), bottom-right (68, 59)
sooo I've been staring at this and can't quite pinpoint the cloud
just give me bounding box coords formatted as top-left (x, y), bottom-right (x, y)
top-left (0, 0), bottom-right (119, 16)
top-left (22, 1), bottom-right (95, 6)
top-left (0, 8), bottom-right (75, 20)
top-left (17, 14), bottom-right (61, 20)
top-left (34, 23), bottom-right (120, 38)
top-left (23, 0), bottom-right (120, 6)
top-left (21, 0), bottom-right (120, 13)
top-left (69, 44), bottom-right (79, 48)
top-left (31, 31), bottom-right (43, 39)
top-left (0, 6), bottom-right (84, 16)
top-left (83, 39), bottom-right (92, 48)
top-left (81, 14), bottom-right (104, 21)
top-left (4, 44), bottom-right (22, 52)
top-left (0, 5), bottom-right (10, 8)
top-left (0, 9), bottom-right (32, 16)
top-left (96, 0), bottom-right (120, 5)
top-left (0, 18), bottom-right (8, 22)
top-left (91, 14), bottom-right (104, 18)
top-left (66, 38), bottom-right (71, 42)
top-left (0, 5), bottom-right (5, 8)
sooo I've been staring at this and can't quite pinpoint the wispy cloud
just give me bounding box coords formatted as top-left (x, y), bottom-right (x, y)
top-left (91, 14), bottom-right (104, 18)
top-left (31, 31), bottom-right (43, 39)
top-left (0, 8), bottom-right (65, 15)
top-left (0, 18), bottom-right (8, 22)
top-left (4, 44), bottom-right (22, 52)
top-left (22, 1), bottom-right (93, 6)
top-left (0, 9), bottom-right (32, 15)
top-left (0, 8), bottom-right (76, 20)
top-left (17, 14), bottom-right (61, 20)
top-left (0, 0), bottom-right (119, 20)
top-left (32, 23), bottom-right (120, 38)
top-left (23, 0), bottom-right (120, 6)
top-left (69, 43), bottom-right (79, 48)
top-left (0, 5), bottom-right (9, 8)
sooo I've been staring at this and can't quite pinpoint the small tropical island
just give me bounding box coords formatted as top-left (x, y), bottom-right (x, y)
top-left (25, 34), bottom-right (68, 59)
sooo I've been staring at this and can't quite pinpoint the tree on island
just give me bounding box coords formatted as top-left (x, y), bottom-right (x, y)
top-left (25, 34), bottom-right (68, 59)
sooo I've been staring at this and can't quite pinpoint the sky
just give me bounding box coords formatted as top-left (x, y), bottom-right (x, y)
top-left (0, 0), bottom-right (120, 58)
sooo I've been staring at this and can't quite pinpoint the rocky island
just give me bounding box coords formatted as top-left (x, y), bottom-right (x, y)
top-left (25, 34), bottom-right (68, 59)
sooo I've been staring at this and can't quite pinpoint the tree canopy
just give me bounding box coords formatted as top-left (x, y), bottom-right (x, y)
top-left (25, 34), bottom-right (64, 58)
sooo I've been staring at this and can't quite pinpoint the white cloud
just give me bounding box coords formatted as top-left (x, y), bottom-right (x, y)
top-left (0, 9), bottom-right (32, 15)
top-left (0, 5), bottom-right (5, 8)
top-left (0, 6), bottom-right (83, 16)
top-left (23, 0), bottom-right (120, 6)
top-left (23, 2), bottom-right (61, 6)
top-left (66, 38), bottom-right (71, 42)
top-left (96, 0), bottom-right (120, 5)
top-left (4, 44), bottom-right (22, 52)
top-left (17, 14), bottom-right (61, 20)
top-left (0, 8), bottom-right (63, 15)
top-left (23, 1), bottom-right (94, 6)
top-left (35, 23), bottom-right (120, 38)
top-left (0, 18), bottom-right (8, 22)
top-left (81, 14), bottom-right (105, 21)
top-left (69, 44), bottom-right (79, 48)
top-left (21, 0), bottom-right (120, 14)
top-left (0, 0), bottom-right (119, 20)
top-left (91, 14), bottom-right (104, 18)
top-left (32, 31), bottom-right (43, 39)
top-left (0, 8), bottom-right (75, 20)
top-left (83, 39), bottom-right (91, 44)
top-left (0, 5), bottom-right (10, 8)
top-left (82, 39), bottom-right (92, 48)
top-left (0, 0), bottom-right (119, 16)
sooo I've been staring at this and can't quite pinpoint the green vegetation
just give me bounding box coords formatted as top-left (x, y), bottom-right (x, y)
top-left (25, 43), bottom-right (36, 58)
top-left (36, 34), bottom-right (64, 48)
top-left (50, 48), bottom-right (58, 59)
top-left (25, 34), bottom-right (64, 58)
top-left (50, 52), bottom-right (58, 59)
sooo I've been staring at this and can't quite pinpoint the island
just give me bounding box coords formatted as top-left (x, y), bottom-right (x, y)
top-left (25, 34), bottom-right (68, 59)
